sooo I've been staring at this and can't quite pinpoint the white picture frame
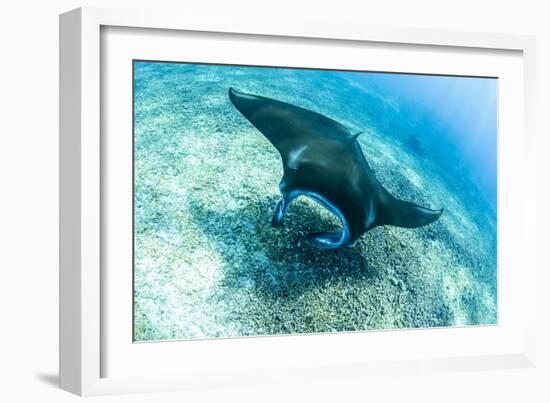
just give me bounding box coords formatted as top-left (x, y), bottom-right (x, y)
top-left (59, 6), bottom-right (537, 396)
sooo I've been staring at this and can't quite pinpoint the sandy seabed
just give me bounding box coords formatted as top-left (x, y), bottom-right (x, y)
top-left (133, 62), bottom-right (497, 341)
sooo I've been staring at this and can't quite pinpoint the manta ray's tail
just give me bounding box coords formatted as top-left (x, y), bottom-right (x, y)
top-left (377, 191), bottom-right (443, 229)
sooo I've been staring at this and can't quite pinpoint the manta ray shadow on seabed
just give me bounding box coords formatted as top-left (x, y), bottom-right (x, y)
top-left (186, 196), bottom-right (382, 300)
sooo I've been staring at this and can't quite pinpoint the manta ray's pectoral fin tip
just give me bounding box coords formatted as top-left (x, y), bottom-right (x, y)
top-left (229, 87), bottom-right (251, 101)
top-left (432, 207), bottom-right (444, 222)
top-left (229, 87), bottom-right (263, 113)
top-left (380, 194), bottom-right (444, 229)
top-left (228, 87), bottom-right (239, 100)
top-left (410, 204), bottom-right (444, 227)
top-left (350, 131), bottom-right (364, 142)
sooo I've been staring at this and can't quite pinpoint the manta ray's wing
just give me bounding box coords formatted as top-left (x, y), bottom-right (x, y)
top-left (376, 189), bottom-right (444, 229)
top-left (229, 87), bottom-right (353, 168)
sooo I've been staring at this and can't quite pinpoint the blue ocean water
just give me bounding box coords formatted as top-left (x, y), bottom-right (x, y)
top-left (133, 61), bottom-right (498, 341)
top-left (349, 72), bottom-right (498, 210)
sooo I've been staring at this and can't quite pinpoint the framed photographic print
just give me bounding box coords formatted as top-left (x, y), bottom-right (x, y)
top-left (60, 7), bottom-right (537, 396)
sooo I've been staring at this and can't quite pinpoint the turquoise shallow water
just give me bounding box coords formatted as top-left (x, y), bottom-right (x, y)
top-left (133, 61), bottom-right (497, 342)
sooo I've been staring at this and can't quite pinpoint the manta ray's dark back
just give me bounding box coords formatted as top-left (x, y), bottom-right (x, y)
top-left (228, 87), bottom-right (443, 250)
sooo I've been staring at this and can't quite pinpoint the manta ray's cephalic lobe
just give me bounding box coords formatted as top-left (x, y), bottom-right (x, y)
top-left (228, 87), bottom-right (443, 249)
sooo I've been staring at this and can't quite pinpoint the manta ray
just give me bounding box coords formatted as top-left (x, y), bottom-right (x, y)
top-left (228, 87), bottom-right (443, 250)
